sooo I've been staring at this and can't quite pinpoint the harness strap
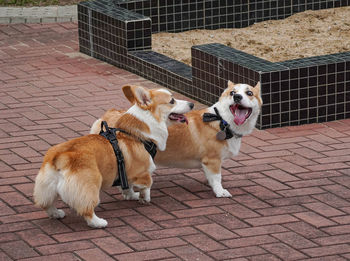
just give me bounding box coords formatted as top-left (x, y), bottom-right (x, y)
top-left (99, 121), bottom-right (158, 189)
top-left (203, 107), bottom-right (243, 139)
top-left (99, 121), bottom-right (129, 189)
top-left (142, 139), bottom-right (157, 159)
top-left (114, 128), bottom-right (157, 160)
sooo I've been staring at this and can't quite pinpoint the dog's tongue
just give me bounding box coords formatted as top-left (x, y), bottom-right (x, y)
top-left (234, 107), bottom-right (248, 126)
top-left (169, 113), bottom-right (188, 124)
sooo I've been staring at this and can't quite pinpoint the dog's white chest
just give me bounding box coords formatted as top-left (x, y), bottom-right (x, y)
top-left (223, 138), bottom-right (241, 158)
top-left (148, 156), bottom-right (156, 174)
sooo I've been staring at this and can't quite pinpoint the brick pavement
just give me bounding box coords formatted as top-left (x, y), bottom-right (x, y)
top-left (0, 22), bottom-right (350, 260)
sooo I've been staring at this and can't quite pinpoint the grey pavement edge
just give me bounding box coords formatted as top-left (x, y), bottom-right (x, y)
top-left (0, 5), bottom-right (77, 24)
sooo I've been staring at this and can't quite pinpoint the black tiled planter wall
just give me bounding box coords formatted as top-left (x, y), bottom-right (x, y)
top-left (192, 44), bottom-right (350, 129)
top-left (78, 0), bottom-right (350, 129)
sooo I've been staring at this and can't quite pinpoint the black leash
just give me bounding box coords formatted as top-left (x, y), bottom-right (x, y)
top-left (99, 121), bottom-right (157, 189)
top-left (203, 107), bottom-right (243, 140)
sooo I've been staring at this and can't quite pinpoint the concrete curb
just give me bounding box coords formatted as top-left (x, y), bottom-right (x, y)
top-left (0, 5), bottom-right (77, 24)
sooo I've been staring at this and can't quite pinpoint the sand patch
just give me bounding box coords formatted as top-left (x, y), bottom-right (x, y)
top-left (152, 6), bottom-right (350, 65)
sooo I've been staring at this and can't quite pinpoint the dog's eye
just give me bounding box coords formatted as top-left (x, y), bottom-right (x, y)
top-left (170, 98), bottom-right (175, 104)
top-left (246, 91), bottom-right (253, 96)
top-left (230, 91), bottom-right (235, 96)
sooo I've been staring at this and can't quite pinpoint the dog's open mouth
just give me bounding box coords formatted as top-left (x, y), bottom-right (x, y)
top-left (230, 104), bottom-right (252, 126)
top-left (169, 113), bottom-right (188, 124)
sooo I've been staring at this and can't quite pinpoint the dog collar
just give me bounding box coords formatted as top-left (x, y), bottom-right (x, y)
top-left (203, 107), bottom-right (243, 140)
top-left (99, 121), bottom-right (157, 190)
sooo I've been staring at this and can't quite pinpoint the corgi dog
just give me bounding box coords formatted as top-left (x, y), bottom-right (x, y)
top-left (33, 85), bottom-right (194, 228)
top-left (91, 81), bottom-right (262, 198)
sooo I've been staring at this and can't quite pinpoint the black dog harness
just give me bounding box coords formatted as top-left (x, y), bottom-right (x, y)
top-left (99, 121), bottom-right (157, 189)
top-left (203, 107), bottom-right (243, 140)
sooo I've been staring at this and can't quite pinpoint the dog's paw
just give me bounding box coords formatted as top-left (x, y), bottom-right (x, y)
top-left (139, 188), bottom-right (151, 204)
top-left (53, 209), bottom-right (66, 219)
top-left (139, 194), bottom-right (151, 204)
top-left (87, 216), bottom-right (108, 228)
top-left (123, 191), bottom-right (140, 201)
top-left (215, 189), bottom-right (232, 198)
top-left (139, 198), bottom-right (151, 204)
top-left (47, 208), bottom-right (65, 219)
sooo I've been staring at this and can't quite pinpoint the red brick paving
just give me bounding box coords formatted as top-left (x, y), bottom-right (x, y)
top-left (1, 22), bottom-right (350, 260)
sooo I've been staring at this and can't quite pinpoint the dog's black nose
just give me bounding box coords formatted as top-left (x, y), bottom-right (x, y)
top-left (233, 93), bottom-right (243, 103)
top-left (189, 102), bottom-right (194, 109)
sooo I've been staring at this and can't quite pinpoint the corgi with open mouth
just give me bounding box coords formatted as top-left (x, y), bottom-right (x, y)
top-left (91, 81), bottom-right (262, 198)
top-left (33, 85), bottom-right (194, 228)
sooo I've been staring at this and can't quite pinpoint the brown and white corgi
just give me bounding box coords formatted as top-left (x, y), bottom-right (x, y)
top-left (33, 85), bottom-right (194, 228)
top-left (91, 81), bottom-right (262, 198)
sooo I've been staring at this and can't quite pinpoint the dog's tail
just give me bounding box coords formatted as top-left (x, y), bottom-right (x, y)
top-left (34, 152), bottom-right (102, 217)
top-left (90, 109), bottom-right (126, 135)
top-left (33, 149), bottom-right (70, 210)
top-left (90, 119), bottom-right (102, 134)
top-left (33, 162), bottom-right (60, 210)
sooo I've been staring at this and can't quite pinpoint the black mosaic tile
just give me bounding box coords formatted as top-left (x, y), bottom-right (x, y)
top-left (78, 0), bottom-right (350, 129)
top-left (130, 50), bottom-right (192, 80)
top-left (192, 43), bottom-right (288, 72)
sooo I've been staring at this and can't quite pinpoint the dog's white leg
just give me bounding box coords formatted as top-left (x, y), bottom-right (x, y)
top-left (202, 164), bottom-right (232, 198)
top-left (133, 184), bottom-right (151, 204)
top-left (133, 172), bottom-right (152, 204)
top-left (85, 212), bottom-right (108, 228)
top-left (121, 186), bottom-right (140, 200)
top-left (139, 187), bottom-right (151, 203)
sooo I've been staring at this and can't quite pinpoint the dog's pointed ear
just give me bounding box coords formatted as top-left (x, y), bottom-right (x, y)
top-left (227, 80), bottom-right (235, 88)
top-left (254, 81), bottom-right (261, 93)
top-left (122, 85), bottom-right (151, 107)
top-left (254, 81), bottom-right (263, 105)
top-left (122, 85), bottom-right (136, 103)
